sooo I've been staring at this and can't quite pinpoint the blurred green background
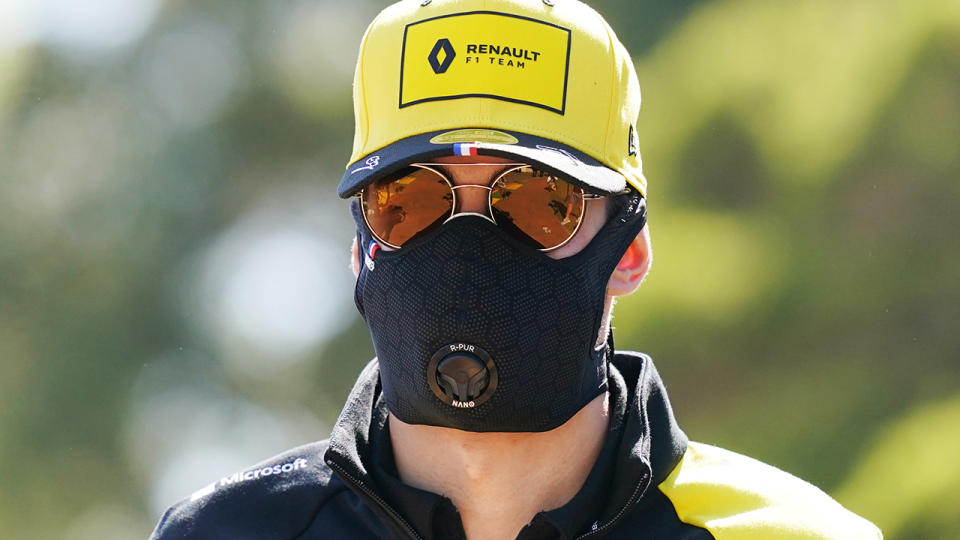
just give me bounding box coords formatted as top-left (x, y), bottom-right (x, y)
top-left (0, 0), bottom-right (957, 538)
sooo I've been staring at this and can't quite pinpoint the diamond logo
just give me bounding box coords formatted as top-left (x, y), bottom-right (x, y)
top-left (428, 38), bottom-right (456, 74)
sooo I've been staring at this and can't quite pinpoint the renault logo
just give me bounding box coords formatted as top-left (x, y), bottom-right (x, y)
top-left (428, 38), bottom-right (456, 74)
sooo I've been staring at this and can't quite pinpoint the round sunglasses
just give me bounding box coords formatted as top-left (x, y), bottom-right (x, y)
top-left (358, 163), bottom-right (613, 251)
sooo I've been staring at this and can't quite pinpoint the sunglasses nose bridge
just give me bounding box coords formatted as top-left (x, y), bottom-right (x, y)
top-left (449, 184), bottom-right (494, 217)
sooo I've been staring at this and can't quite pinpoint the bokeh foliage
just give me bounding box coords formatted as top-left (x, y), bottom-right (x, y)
top-left (0, 1), bottom-right (956, 538)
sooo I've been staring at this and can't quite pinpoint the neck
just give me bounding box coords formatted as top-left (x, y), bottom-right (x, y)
top-left (389, 393), bottom-right (610, 540)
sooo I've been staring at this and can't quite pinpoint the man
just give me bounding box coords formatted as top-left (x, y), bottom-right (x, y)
top-left (151, 1), bottom-right (882, 538)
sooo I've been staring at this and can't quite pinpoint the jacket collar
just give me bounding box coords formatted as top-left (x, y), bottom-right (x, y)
top-left (324, 352), bottom-right (688, 539)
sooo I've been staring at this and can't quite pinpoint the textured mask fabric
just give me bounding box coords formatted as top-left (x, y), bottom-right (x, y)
top-left (351, 195), bottom-right (647, 432)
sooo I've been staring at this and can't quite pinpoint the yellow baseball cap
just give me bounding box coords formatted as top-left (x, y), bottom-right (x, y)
top-left (338, 0), bottom-right (646, 199)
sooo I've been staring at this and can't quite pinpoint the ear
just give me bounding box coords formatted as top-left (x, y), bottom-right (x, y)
top-left (607, 225), bottom-right (652, 297)
top-left (350, 236), bottom-right (361, 277)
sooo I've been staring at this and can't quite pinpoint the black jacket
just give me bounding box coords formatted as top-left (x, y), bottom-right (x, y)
top-left (150, 352), bottom-right (880, 539)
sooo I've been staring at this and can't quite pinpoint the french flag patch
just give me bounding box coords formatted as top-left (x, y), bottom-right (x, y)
top-left (365, 240), bottom-right (379, 271)
top-left (453, 143), bottom-right (479, 157)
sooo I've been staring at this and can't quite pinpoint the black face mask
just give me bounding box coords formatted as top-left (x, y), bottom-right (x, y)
top-left (351, 193), bottom-right (647, 432)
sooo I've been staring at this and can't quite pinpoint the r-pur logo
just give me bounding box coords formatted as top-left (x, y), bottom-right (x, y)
top-left (190, 458), bottom-right (309, 501)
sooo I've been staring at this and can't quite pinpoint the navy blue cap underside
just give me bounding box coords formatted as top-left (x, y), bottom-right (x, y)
top-left (337, 129), bottom-right (627, 198)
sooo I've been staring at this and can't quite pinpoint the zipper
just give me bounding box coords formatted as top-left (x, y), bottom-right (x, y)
top-left (574, 468), bottom-right (650, 539)
top-left (326, 459), bottom-right (424, 540)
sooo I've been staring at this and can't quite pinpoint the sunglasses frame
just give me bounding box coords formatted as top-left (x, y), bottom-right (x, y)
top-left (358, 162), bottom-right (609, 252)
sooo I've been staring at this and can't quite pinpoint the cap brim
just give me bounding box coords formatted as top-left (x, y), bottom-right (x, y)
top-left (338, 128), bottom-right (628, 198)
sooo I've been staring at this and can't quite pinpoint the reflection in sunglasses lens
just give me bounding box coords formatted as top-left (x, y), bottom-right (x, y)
top-left (362, 167), bottom-right (452, 247)
top-left (491, 168), bottom-right (584, 250)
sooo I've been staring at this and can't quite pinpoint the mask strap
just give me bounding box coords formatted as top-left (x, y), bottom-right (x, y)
top-left (351, 198), bottom-right (375, 251)
top-left (351, 199), bottom-right (375, 317)
top-left (583, 193), bottom-right (647, 282)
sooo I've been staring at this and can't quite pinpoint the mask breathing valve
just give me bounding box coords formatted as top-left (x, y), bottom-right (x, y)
top-left (428, 343), bottom-right (498, 408)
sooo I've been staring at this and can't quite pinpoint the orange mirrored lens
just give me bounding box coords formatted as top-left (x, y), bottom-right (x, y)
top-left (490, 168), bottom-right (585, 249)
top-left (361, 167), bottom-right (452, 247)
